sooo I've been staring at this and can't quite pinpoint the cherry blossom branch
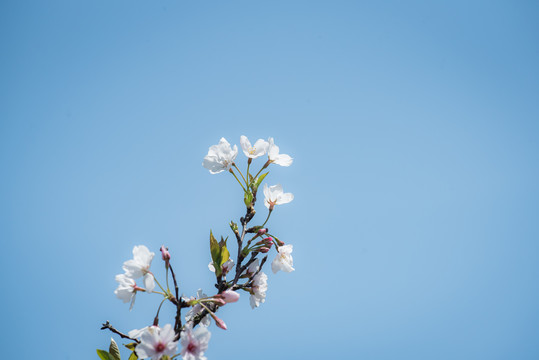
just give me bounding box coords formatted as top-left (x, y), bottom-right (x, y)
top-left (101, 321), bottom-right (140, 344)
top-left (232, 207), bottom-right (256, 287)
top-left (169, 264), bottom-right (184, 335)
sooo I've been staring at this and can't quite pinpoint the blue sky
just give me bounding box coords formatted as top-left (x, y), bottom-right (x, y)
top-left (1, 1), bottom-right (539, 359)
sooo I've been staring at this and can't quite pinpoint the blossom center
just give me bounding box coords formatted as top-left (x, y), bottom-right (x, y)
top-left (187, 342), bottom-right (198, 353)
top-left (249, 148), bottom-right (256, 155)
top-left (155, 342), bottom-right (166, 353)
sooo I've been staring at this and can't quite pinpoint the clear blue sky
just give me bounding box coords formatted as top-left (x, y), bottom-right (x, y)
top-left (1, 1), bottom-right (539, 359)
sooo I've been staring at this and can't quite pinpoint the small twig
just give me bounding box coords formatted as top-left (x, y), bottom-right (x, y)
top-left (169, 264), bottom-right (182, 336)
top-left (101, 321), bottom-right (140, 343)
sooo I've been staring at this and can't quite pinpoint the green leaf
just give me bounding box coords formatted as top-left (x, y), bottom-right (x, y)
top-left (209, 231), bottom-right (221, 277)
top-left (109, 338), bottom-right (121, 360)
top-left (124, 343), bottom-right (137, 351)
top-left (253, 172), bottom-right (269, 191)
top-left (96, 349), bottom-right (111, 360)
top-left (220, 243), bottom-right (230, 267)
top-left (128, 352), bottom-right (138, 360)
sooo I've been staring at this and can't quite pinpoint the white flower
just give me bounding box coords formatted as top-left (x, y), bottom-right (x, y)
top-left (245, 258), bottom-right (259, 276)
top-left (202, 138), bottom-right (238, 174)
top-left (122, 245), bottom-right (155, 293)
top-left (271, 244), bottom-right (294, 273)
top-left (250, 271), bottom-right (268, 309)
top-left (208, 259), bottom-right (234, 275)
top-left (180, 325), bottom-right (211, 360)
top-left (128, 326), bottom-right (151, 340)
top-left (185, 289), bottom-right (211, 327)
top-left (263, 184), bottom-right (294, 210)
top-left (267, 137), bottom-right (293, 166)
top-left (136, 324), bottom-right (178, 360)
top-left (114, 273), bottom-right (138, 310)
top-left (240, 135), bottom-right (269, 159)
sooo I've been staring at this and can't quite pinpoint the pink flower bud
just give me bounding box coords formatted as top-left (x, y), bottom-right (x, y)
top-left (160, 245), bottom-right (171, 261)
top-left (260, 247), bottom-right (270, 253)
top-left (275, 239), bottom-right (285, 246)
top-left (220, 290), bottom-right (240, 303)
top-left (257, 228), bottom-right (268, 235)
top-left (212, 314), bottom-right (228, 330)
top-left (212, 298), bottom-right (227, 306)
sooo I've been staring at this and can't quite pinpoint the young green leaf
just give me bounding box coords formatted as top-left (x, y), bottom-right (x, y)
top-left (96, 349), bottom-right (112, 360)
top-left (209, 231), bottom-right (222, 277)
top-left (124, 343), bottom-right (137, 351)
top-left (109, 338), bottom-right (121, 360)
top-left (128, 352), bottom-right (138, 360)
top-left (252, 172), bottom-right (269, 192)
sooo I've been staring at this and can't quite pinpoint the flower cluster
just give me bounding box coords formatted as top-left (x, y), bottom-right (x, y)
top-left (114, 245), bottom-right (156, 310)
top-left (99, 136), bottom-right (295, 360)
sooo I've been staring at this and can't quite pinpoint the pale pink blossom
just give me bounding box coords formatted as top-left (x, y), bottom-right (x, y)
top-left (180, 325), bottom-right (211, 360)
top-left (136, 324), bottom-right (178, 360)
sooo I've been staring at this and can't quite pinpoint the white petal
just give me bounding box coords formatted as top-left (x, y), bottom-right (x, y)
top-left (273, 153), bottom-right (293, 166)
top-left (240, 135), bottom-right (251, 155)
top-left (276, 192), bottom-right (294, 205)
top-left (144, 273), bottom-right (155, 293)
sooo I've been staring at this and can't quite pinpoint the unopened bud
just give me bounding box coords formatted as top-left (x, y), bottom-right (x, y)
top-left (219, 290), bottom-right (240, 303)
top-left (275, 239), bottom-right (285, 246)
top-left (259, 247), bottom-right (270, 253)
top-left (212, 298), bottom-right (227, 306)
top-left (160, 245), bottom-right (171, 268)
top-left (257, 228), bottom-right (268, 235)
top-left (211, 314), bottom-right (228, 330)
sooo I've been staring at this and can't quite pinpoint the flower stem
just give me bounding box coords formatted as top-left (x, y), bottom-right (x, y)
top-left (246, 161), bottom-right (251, 185)
top-left (152, 274), bottom-right (168, 294)
top-left (261, 209), bottom-right (272, 227)
top-left (229, 168), bottom-right (247, 192)
top-left (233, 163), bottom-right (248, 187)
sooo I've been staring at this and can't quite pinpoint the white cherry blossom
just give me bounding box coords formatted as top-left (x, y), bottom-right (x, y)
top-left (202, 138), bottom-right (238, 174)
top-left (114, 273), bottom-right (139, 310)
top-left (267, 137), bottom-right (293, 166)
top-left (180, 325), bottom-right (211, 360)
top-left (240, 135), bottom-right (269, 159)
top-left (122, 245), bottom-right (155, 293)
top-left (263, 184), bottom-right (294, 210)
top-left (245, 258), bottom-right (259, 276)
top-left (185, 289), bottom-right (211, 327)
top-left (128, 326), bottom-right (152, 340)
top-left (271, 244), bottom-right (294, 273)
top-left (136, 324), bottom-right (178, 360)
top-left (250, 271), bottom-right (268, 309)
top-left (207, 259), bottom-right (234, 275)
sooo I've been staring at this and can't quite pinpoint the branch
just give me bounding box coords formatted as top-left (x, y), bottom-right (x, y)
top-left (101, 321), bottom-right (140, 344)
top-left (169, 264), bottom-right (183, 336)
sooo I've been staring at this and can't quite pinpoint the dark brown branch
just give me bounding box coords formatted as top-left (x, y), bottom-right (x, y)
top-left (101, 321), bottom-right (140, 344)
top-left (169, 264), bottom-right (183, 336)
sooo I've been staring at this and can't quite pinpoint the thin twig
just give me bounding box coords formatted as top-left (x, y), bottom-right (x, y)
top-left (101, 321), bottom-right (140, 343)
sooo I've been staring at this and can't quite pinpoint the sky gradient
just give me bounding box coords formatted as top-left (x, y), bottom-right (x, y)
top-left (2, 1), bottom-right (539, 359)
